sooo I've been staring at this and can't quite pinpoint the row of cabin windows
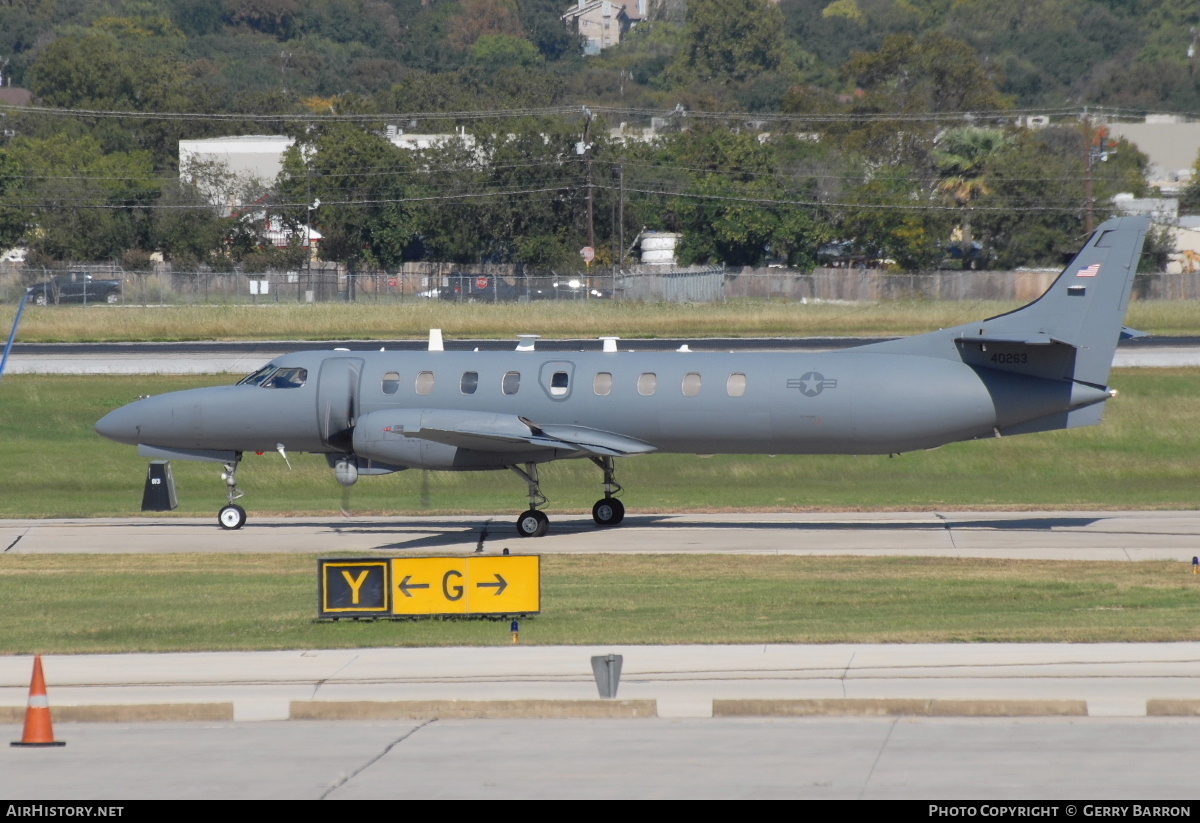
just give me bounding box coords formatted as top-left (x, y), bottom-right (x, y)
top-left (381, 370), bottom-right (748, 398)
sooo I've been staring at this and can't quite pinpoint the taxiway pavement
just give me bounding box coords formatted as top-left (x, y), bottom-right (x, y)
top-left (3, 510), bottom-right (1198, 561)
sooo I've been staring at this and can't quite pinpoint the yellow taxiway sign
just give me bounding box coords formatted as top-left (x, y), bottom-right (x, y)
top-left (319, 556), bottom-right (540, 618)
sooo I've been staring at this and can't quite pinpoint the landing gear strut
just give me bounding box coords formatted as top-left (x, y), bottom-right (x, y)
top-left (590, 456), bottom-right (625, 527)
top-left (511, 462), bottom-right (549, 537)
top-left (218, 454), bottom-right (246, 530)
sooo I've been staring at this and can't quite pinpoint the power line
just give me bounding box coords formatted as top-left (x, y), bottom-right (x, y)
top-left (0, 101), bottom-right (1182, 126)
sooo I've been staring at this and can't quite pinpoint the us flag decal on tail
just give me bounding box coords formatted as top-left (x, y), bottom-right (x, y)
top-left (1076, 263), bottom-right (1100, 277)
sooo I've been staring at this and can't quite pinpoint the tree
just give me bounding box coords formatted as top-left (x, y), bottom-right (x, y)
top-left (833, 164), bottom-right (952, 270)
top-left (975, 125), bottom-right (1151, 268)
top-left (837, 33), bottom-right (1011, 165)
top-left (973, 127), bottom-right (1089, 268)
top-left (447, 0), bottom-right (524, 52)
top-left (7, 133), bottom-right (160, 261)
top-left (277, 124), bottom-right (419, 270)
top-left (467, 33), bottom-right (544, 70)
top-left (517, 0), bottom-right (581, 61)
top-left (671, 0), bottom-right (786, 83)
top-left (0, 149), bottom-right (26, 251)
top-left (640, 128), bottom-right (829, 267)
top-left (409, 120), bottom-right (589, 267)
top-left (933, 127), bottom-right (1007, 267)
top-left (25, 31), bottom-right (217, 167)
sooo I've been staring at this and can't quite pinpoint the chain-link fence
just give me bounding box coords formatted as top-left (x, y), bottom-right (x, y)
top-left (0, 262), bottom-right (627, 305)
top-left (5, 261), bottom-right (1200, 305)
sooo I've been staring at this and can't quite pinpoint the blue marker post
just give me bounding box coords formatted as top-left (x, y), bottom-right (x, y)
top-left (0, 292), bottom-right (31, 385)
top-left (510, 620), bottom-right (519, 644)
top-left (1192, 557), bottom-right (1197, 576)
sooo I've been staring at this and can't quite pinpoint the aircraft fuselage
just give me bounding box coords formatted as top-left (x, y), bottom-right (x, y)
top-left (97, 346), bottom-right (1107, 464)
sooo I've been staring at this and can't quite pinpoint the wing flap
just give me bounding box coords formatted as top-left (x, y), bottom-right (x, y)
top-left (377, 409), bottom-right (657, 457)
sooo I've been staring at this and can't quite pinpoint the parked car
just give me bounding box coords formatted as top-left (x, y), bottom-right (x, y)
top-left (26, 272), bottom-right (122, 305)
top-left (430, 273), bottom-right (520, 302)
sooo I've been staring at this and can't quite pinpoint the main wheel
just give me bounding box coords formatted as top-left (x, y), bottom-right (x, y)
top-left (592, 498), bottom-right (625, 527)
top-left (218, 504), bottom-right (247, 530)
top-left (516, 509), bottom-right (549, 538)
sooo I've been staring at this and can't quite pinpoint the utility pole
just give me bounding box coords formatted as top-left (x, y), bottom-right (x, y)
top-left (1082, 108), bottom-right (1094, 235)
top-left (618, 161), bottom-right (625, 266)
top-left (580, 107), bottom-right (595, 252)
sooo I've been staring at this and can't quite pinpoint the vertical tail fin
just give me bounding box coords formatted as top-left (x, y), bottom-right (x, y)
top-left (956, 215), bottom-right (1150, 388)
top-left (859, 215), bottom-right (1150, 434)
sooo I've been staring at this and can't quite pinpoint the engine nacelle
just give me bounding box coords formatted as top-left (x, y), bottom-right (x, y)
top-left (325, 453), bottom-right (407, 485)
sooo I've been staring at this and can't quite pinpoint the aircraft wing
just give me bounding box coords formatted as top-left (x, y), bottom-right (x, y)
top-left (368, 409), bottom-right (658, 457)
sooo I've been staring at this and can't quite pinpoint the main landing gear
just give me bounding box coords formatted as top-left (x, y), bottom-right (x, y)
top-left (217, 455), bottom-right (247, 530)
top-left (589, 456), bottom-right (624, 527)
top-left (510, 457), bottom-right (626, 537)
top-left (512, 463), bottom-right (550, 537)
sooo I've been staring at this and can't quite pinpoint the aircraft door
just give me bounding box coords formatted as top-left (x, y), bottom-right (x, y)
top-left (316, 357), bottom-right (364, 451)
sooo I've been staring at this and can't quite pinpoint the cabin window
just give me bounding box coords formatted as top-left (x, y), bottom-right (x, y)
top-left (550, 371), bottom-right (569, 397)
top-left (593, 372), bottom-right (613, 396)
top-left (381, 372), bottom-right (400, 395)
top-left (638, 372), bottom-right (657, 396)
top-left (460, 371), bottom-right (479, 395)
top-left (415, 371), bottom-right (435, 395)
top-left (503, 371), bottom-right (521, 395)
top-left (262, 367), bottom-right (307, 389)
top-left (727, 373), bottom-right (747, 397)
top-left (682, 372), bottom-right (702, 397)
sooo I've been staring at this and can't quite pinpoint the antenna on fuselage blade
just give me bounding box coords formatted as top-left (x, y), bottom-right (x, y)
top-left (428, 328), bottom-right (444, 352)
top-left (517, 335), bottom-right (539, 352)
top-left (600, 336), bottom-right (619, 353)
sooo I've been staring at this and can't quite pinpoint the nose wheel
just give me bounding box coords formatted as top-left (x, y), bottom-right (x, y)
top-left (219, 504), bottom-right (247, 530)
top-left (217, 456), bottom-right (247, 530)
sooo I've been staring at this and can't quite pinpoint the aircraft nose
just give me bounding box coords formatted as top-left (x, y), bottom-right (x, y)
top-left (95, 402), bottom-right (143, 445)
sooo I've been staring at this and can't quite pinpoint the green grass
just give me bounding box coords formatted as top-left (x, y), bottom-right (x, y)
top-left (2, 554), bottom-right (1199, 653)
top-left (2, 372), bottom-right (1199, 654)
top-left (1, 370), bottom-right (1198, 518)
top-left (4, 298), bottom-right (1200, 342)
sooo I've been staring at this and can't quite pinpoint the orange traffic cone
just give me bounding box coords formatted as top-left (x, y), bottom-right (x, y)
top-left (11, 655), bottom-right (65, 747)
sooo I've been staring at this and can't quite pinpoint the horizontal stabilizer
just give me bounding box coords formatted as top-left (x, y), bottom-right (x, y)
top-left (953, 332), bottom-right (1066, 347)
top-left (1120, 326), bottom-right (1148, 340)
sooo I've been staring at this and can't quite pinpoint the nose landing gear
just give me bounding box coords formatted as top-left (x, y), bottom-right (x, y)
top-left (217, 455), bottom-right (247, 530)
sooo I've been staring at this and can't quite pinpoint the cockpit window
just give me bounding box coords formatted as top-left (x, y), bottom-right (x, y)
top-left (262, 367), bottom-right (307, 388)
top-left (238, 365), bottom-right (278, 386)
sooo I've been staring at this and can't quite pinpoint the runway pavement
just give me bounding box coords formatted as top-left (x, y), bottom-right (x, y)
top-left (4, 339), bottom-right (1199, 373)
top-left (4, 510), bottom-right (1199, 561)
top-left (2, 510), bottom-right (1200, 725)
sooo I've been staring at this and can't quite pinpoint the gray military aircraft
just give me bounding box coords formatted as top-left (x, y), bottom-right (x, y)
top-left (96, 215), bottom-right (1150, 536)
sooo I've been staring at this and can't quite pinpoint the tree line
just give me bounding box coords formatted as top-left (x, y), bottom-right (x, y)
top-left (0, 0), bottom-right (1176, 273)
